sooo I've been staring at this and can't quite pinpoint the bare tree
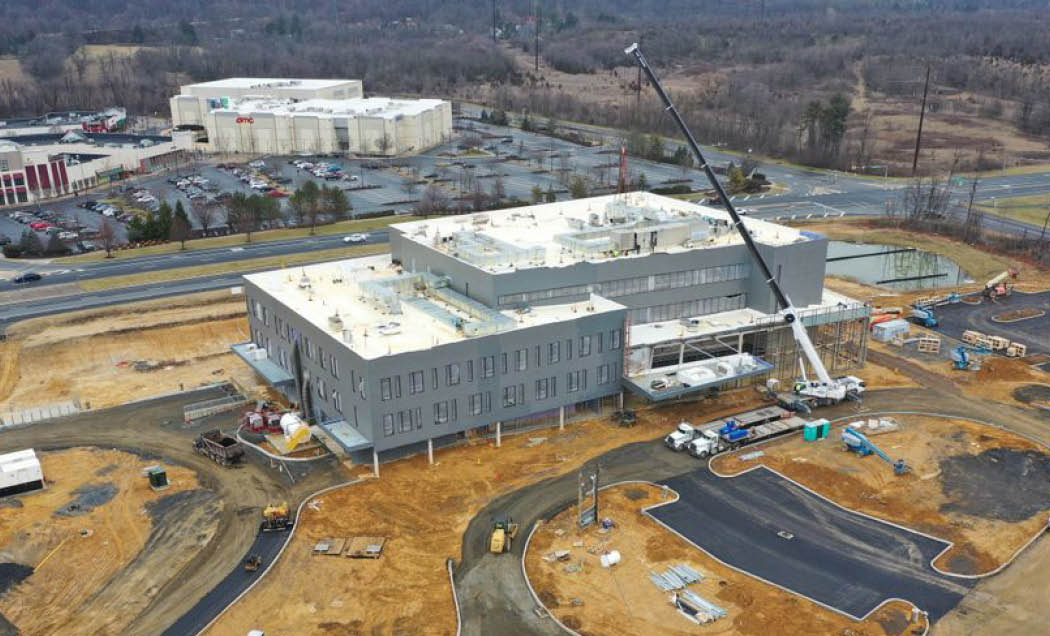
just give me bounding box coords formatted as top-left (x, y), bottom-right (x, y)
top-left (99, 218), bottom-right (118, 258)
top-left (415, 185), bottom-right (451, 217)
top-left (963, 175), bottom-right (983, 243)
top-left (193, 201), bottom-right (221, 237)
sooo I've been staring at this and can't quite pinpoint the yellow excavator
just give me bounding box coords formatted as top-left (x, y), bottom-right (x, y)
top-left (260, 502), bottom-right (293, 532)
top-left (489, 517), bottom-right (520, 554)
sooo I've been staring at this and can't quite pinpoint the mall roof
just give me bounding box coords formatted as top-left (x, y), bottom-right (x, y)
top-left (182, 78), bottom-right (357, 91)
top-left (212, 96), bottom-right (447, 120)
top-left (392, 192), bottom-right (812, 273)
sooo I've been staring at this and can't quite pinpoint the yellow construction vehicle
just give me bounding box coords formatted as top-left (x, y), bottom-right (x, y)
top-left (489, 517), bottom-right (520, 554)
top-left (260, 502), bottom-right (293, 532)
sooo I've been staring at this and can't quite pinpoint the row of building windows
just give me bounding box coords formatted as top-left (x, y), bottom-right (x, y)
top-left (497, 264), bottom-right (750, 306)
top-left (379, 364), bottom-right (619, 437)
top-left (378, 330), bottom-right (621, 402)
top-left (626, 293), bottom-right (748, 324)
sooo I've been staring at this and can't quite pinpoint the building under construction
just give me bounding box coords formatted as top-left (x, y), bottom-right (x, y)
top-left (235, 192), bottom-right (869, 463)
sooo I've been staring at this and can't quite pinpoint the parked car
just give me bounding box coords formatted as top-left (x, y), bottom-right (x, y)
top-left (13, 272), bottom-right (42, 284)
top-left (342, 233), bottom-right (368, 243)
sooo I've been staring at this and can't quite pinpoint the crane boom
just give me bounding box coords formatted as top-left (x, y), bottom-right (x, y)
top-left (624, 42), bottom-right (836, 387)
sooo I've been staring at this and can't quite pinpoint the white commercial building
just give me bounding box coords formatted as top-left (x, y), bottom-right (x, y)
top-left (170, 78), bottom-right (451, 156)
top-left (0, 449), bottom-right (44, 497)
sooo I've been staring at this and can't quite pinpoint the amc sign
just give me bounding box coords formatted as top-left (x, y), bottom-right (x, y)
top-left (235, 117), bottom-right (255, 124)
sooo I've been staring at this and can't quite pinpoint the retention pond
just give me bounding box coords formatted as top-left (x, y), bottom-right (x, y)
top-left (826, 241), bottom-right (972, 291)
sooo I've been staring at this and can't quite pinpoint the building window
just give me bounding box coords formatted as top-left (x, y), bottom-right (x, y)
top-left (536, 378), bottom-right (550, 400)
top-left (548, 341), bottom-right (560, 364)
top-left (467, 360), bottom-right (474, 382)
top-left (598, 364), bottom-right (612, 385)
top-left (516, 348), bottom-right (528, 372)
top-left (596, 332), bottom-right (603, 353)
top-left (469, 393), bottom-right (483, 416)
top-left (566, 339), bottom-right (573, 360)
top-left (610, 329), bottom-right (621, 350)
top-left (383, 414), bottom-right (394, 436)
top-left (331, 357), bottom-right (339, 379)
top-left (579, 335), bottom-right (592, 357)
top-left (482, 356), bottom-right (495, 378)
top-left (333, 390), bottom-right (343, 413)
top-left (381, 378), bottom-right (392, 401)
top-left (501, 353), bottom-right (508, 374)
top-left (319, 347), bottom-right (326, 370)
top-left (568, 370), bottom-right (587, 393)
top-left (446, 363), bottom-right (460, 386)
top-left (502, 385), bottom-right (519, 408)
top-left (398, 411), bottom-right (410, 433)
top-left (434, 401), bottom-right (449, 424)
top-left (409, 370), bottom-right (425, 394)
top-left (317, 379), bottom-right (327, 400)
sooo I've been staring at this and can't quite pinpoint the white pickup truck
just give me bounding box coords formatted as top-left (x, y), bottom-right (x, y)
top-left (663, 422), bottom-right (697, 451)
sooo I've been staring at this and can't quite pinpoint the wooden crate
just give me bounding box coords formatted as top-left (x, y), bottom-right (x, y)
top-left (988, 336), bottom-right (1010, 351)
top-left (917, 336), bottom-right (941, 354)
top-left (346, 536), bottom-right (386, 559)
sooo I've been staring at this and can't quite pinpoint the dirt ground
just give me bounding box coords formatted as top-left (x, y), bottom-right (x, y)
top-left (206, 390), bottom-right (780, 636)
top-left (713, 416), bottom-right (1050, 575)
top-left (0, 291), bottom-right (265, 410)
top-left (0, 447), bottom-right (221, 635)
top-left (526, 483), bottom-right (925, 636)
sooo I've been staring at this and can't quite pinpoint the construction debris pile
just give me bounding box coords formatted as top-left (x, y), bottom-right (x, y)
top-left (649, 564), bottom-right (727, 624)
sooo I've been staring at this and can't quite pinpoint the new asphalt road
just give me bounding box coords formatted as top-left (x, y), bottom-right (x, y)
top-left (649, 467), bottom-right (974, 621)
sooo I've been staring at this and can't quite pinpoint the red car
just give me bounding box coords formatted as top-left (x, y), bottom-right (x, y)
top-left (29, 222), bottom-right (55, 230)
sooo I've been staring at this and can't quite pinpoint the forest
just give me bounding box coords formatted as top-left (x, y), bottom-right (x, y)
top-left (2, 1), bottom-right (1049, 172)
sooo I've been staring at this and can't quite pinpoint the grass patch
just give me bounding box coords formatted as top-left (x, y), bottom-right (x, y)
top-left (802, 218), bottom-right (1014, 282)
top-left (59, 215), bottom-right (416, 263)
top-left (77, 244), bottom-right (389, 292)
top-left (976, 194), bottom-right (1050, 228)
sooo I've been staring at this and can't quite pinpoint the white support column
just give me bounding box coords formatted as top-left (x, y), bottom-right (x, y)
top-left (738, 332), bottom-right (744, 354)
top-left (618, 391), bottom-right (624, 410)
top-left (559, 406), bottom-right (565, 431)
top-left (496, 421), bottom-right (502, 448)
top-left (427, 438), bottom-right (434, 465)
top-left (372, 448), bottom-right (379, 478)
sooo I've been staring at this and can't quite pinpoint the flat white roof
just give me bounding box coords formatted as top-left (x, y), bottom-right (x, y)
top-left (213, 96), bottom-right (447, 120)
top-left (182, 78), bottom-right (357, 91)
top-left (392, 192), bottom-right (810, 273)
top-left (0, 449), bottom-right (37, 464)
top-left (245, 255), bottom-right (624, 360)
top-left (628, 288), bottom-right (865, 347)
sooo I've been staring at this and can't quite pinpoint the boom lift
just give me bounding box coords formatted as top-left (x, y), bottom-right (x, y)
top-left (625, 43), bottom-right (864, 406)
top-left (841, 427), bottom-right (910, 475)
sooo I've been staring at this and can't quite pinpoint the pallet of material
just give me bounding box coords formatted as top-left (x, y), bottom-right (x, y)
top-left (313, 537), bottom-right (347, 556)
top-left (346, 536), bottom-right (386, 559)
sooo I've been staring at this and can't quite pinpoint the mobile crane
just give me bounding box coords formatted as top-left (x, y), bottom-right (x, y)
top-left (625, 43), bottom-right (865, 407)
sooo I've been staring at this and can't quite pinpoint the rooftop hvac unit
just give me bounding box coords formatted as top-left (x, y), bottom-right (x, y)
top-left (328, 313), bottom-right (344, 332)
top-left (298, 272), bottom-right (311, 289)
top-left (566, 217), bottom-right (585, 231)
top-left (377, 322), bottom-right (402, 336)
top-left (342, 329), bottom-right (354, 345)
top-left (589, 212), bottom-right (602, 226)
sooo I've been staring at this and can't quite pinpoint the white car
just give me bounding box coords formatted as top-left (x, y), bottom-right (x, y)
top-left (342, 233), bottom-right (368, 243)
top-left (345, 175), bottom-right (360, 182)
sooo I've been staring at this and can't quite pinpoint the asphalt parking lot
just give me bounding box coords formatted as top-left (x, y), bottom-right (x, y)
top-left (933, 291), bottom-right (1050, 355)
top-left (648, 467), bottom-right (973, 621)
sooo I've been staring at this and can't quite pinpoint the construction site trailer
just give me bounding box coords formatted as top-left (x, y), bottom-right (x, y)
top-left (0, 449), bottom-right (44, 497)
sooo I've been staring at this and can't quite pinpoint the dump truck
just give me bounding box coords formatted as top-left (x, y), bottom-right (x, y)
top-left (489, 517), bottom-right (520, 553)
top-left (260, 502), bottom-right (293, 532)
top-left (193, 429), bottom-right (245, 466)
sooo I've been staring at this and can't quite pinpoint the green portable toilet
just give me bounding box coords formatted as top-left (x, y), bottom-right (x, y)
top-left (803, 421), bottom-right (820, 441)
top-left (820, 419), bottom-right (831, 439)
top-left (145, 466), bottom-right (169, 490)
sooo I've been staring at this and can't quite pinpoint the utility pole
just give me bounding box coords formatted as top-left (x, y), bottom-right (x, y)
top-left (534, 4), bottom-right (540, 72)
top-left (911, 64), bottom-right (931, 176)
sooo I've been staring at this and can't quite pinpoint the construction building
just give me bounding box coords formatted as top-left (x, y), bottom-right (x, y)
top-left (169, 78), bottom-right (451, 156)
top-left (0, 131), bottom-right (193, 207)
top-left (0, 107), bottom-right (127, 138)
top-left (235, 193), bottom-right (869, 463)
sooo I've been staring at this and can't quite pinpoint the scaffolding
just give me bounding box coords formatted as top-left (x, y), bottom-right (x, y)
top-left (626, 303), bottom-right (870, 399)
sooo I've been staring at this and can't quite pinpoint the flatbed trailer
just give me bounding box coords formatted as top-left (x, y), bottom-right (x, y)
top-left (688, 416), bottom-right (807, 458)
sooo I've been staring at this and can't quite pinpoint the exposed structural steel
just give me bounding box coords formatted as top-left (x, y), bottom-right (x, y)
top-left (626, 43), bottom-right (855, 395)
